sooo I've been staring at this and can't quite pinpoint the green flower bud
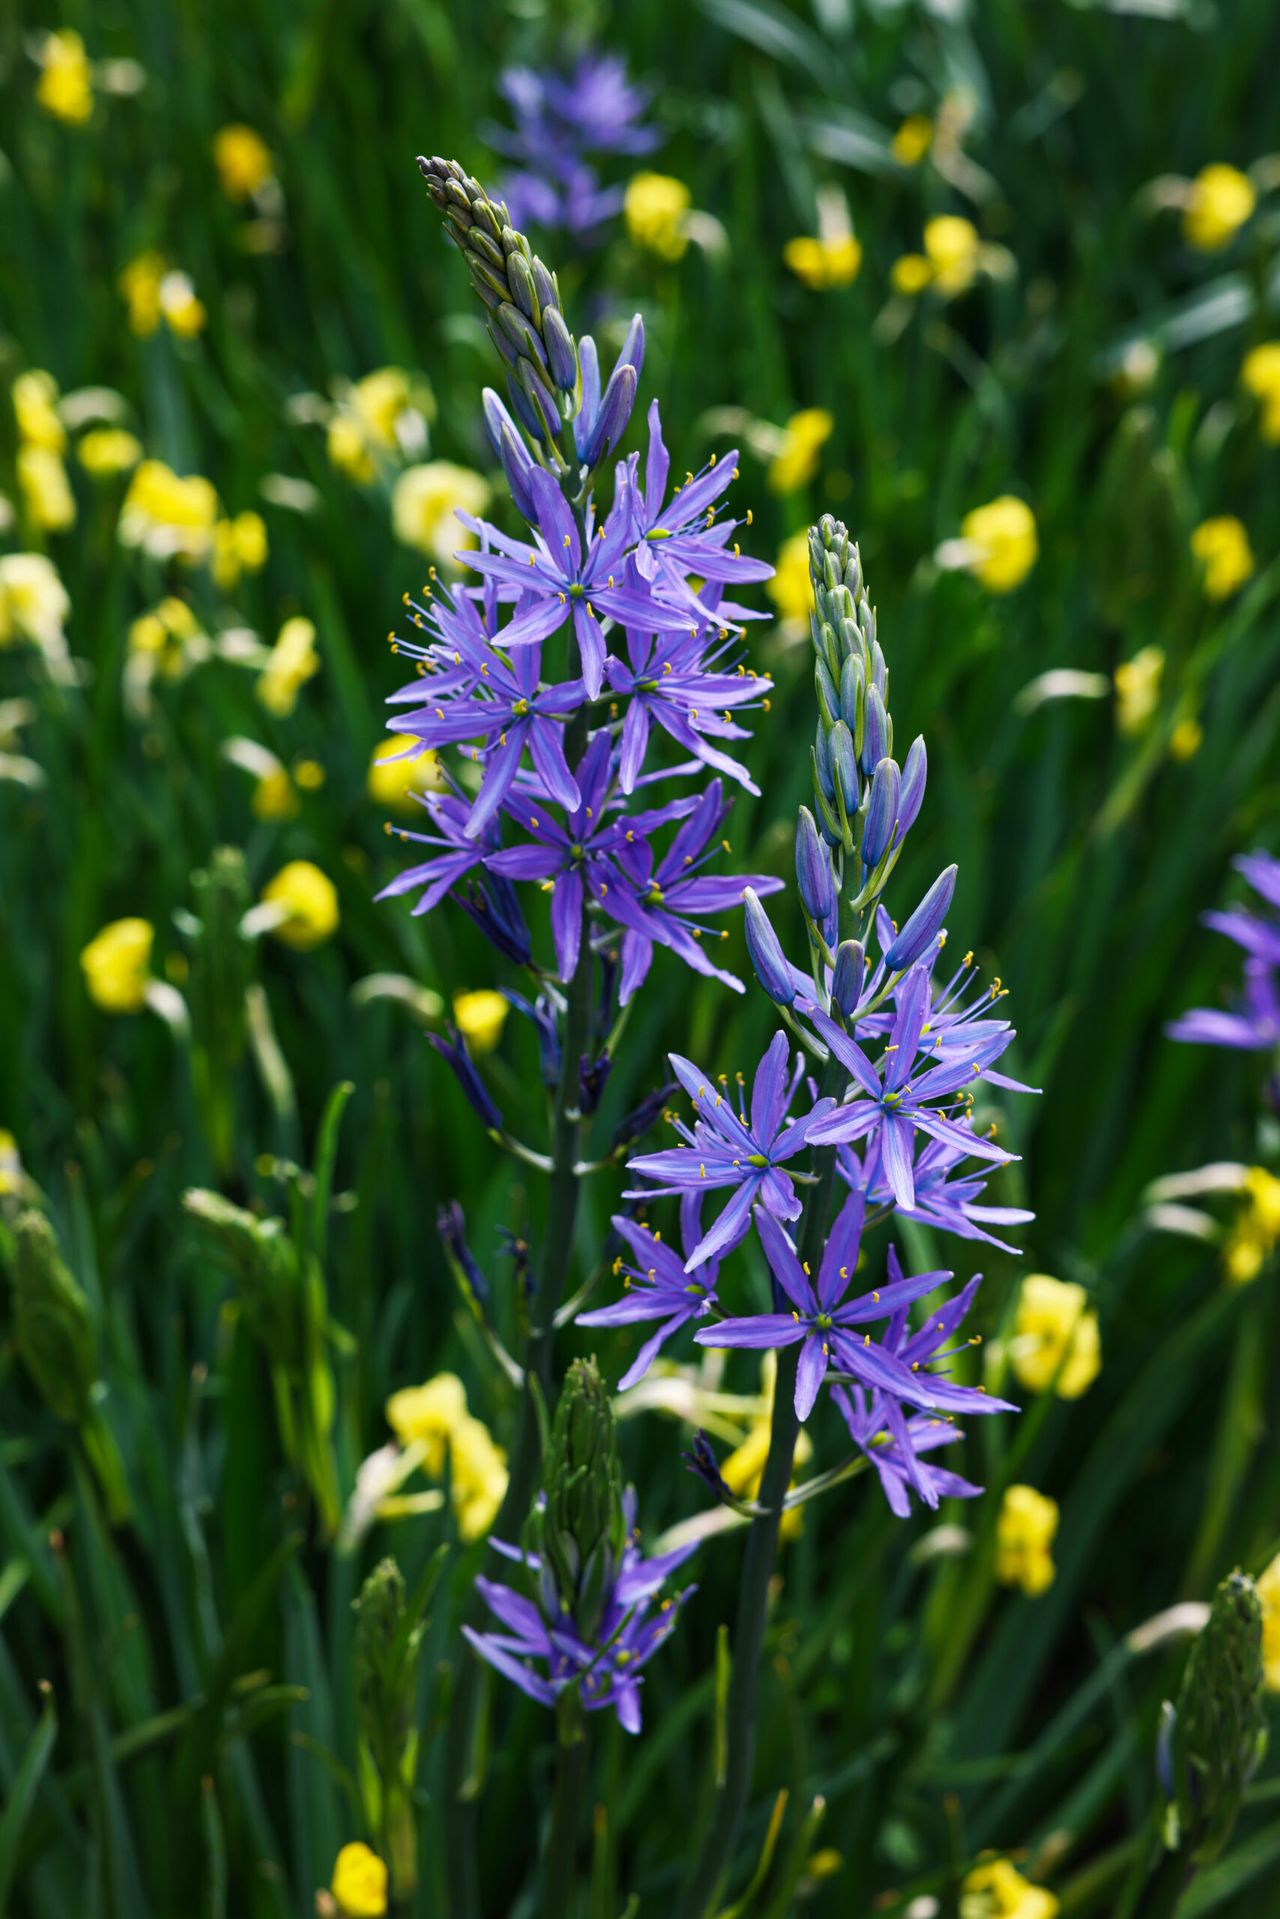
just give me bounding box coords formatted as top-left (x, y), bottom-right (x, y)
top-left (537, 1357), bottom-right (625, 1640)
top-left (10, 1210), bottom-right (96, 1423)
top-left (1163, 1570), bottom-right (1268, 1865)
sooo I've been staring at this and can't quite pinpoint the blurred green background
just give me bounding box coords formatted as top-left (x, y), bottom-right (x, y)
top-left (2, 0), bottom-right (1279, 1914)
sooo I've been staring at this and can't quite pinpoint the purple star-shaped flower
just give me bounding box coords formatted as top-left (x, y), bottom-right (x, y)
top-left (627, 1032), bottom-right (833, 1270)
top-left (1168, 852), bottom-right (1280, 1051)
top-left (577, 1197), bottom-right (720, 1389)
top-left (605, 626), bottom-right (771, 795)
top-left (375, 784), bottom-right (493, 916)
top-left (839, 1133), bottom-right (1034, 1255)
top-left (695, 1193), bottom-right (951, 1420)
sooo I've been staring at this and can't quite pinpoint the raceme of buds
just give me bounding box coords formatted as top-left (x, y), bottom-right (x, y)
top-left (534, 1357), bottom-right (626, 1641)
top-left (354, 1556), bottom-right (426, 1896)
top-left (11, 1209), bottom-right (97, 1425)
top-left (1160, 1569), bottom-right (1268, 1867)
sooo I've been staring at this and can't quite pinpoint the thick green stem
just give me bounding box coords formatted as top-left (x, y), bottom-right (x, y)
top-left (544, 1697), bottom-right (589, 1913)
top-left (676, 1059), bottom-right (845, 1919)
top-left (443, 886), bottom-right (594, 1919)
top-left (1133, 1847), bottom-right (1195, 1919)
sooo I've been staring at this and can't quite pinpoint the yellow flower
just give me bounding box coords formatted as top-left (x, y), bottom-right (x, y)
top-left (35, 29), bottom-right (93, 126)
top-left (213, 124), bottom-right (274, 202)
top-left (1183, 163), bottom-right (1256, 252)
top-left (958, 496), bottom-right (1037, 593)
top-left (77, 427), bottom-right (142, 476)
top-left (891, 253), bottom-right (933, 297)
top-left (1221, 1166), bottom-right (1280, 1286)
top-left (962, 1856), bottom-right (1059, 1919)
top-left (0, 1129), bottom-right (22, 1198)
top-left (783, 234), bottom-right (862, 290)
top-left (119, 253), bottom-right (167, 338)
top-left (1242, 342), bottom-right (1280, 442)
top-left (766, 528), bottom-right (814, 628)
top-left (1191, 516), bottom-right (1254, 601)
top-left (13, 370), bottom-right (66, 453)
top-left (449, 1415), bottom-right (509, 1540)
top-left (625, 172), bottom-right (692, 261)
top-left (17, 447), bottom-right (76, 533)
top-left (327, 368), bottom-right (426, 482)
top-left (387, 1373), bottom-right (470, 1472)
top-left (924, 215), bottom-right (983, 296)
top-left (257, 615), bottom-right (319, 718)
top-left (330, 1842), bottom-right (388, 1918)
top-left (118, 459), bottom-right (219, 563)
top-left (1114, 646), bottom-right (1164, 737)
top-left (768, 409), bottom-right (834, 495)
top-left (212, 510), bottom-right (269, 592)
top-left (1169, 717), bottom-right (1203, 761)
top-left (384, 1374), bottom-right (508, 1539)
top-left (327, 413), bottom-right (374, 484)
top-left (158, 270), bottom-right (206, 339)
top-left (252, 766), bottom-right (298, 821)
top-left (1258, 1551), bottom-right (1280, 1692)
top-left (453, 989), bottom-right (509, 1054)
top-left (995, 1485), bottom-right (1058, 1597)
top-left (368, 737), bottom-right (443, 811)
top-left (391, 462), bottom-right (491, 564)
top-left (127, 596), bottom-right (203, 678)
top-left (295, 758), bottom-right (325, 791)
top-left (0, 553), bottom-right (70, 654)
top-left (891, 115), bottom-right (934, 167)
top-left (1010, 1275), bottom-right (1100, 1400)
top-left (80, 918), bottom-right (154, 1014)
top-left (260, 861), bottom-right (338, 949)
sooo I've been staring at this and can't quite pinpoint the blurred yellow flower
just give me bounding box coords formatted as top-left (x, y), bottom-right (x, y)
top-left (119, 253), bottom-right (166, 337)
top-left (995, 1485), bottom-right (1058, 1596)
top-left (257, 615), bottom-right (319, 717)
top-left (1010, 1275), bottom-right (1100, 1399)
top-left (453, 989), bottom-right (509, 1054)
top-left (13, 370), bottom-right (66, 453)
top-left (783, 234), bottom-right (862, 290)
top-left (959, 497), bottom-right (1037, 593)
top-left (330, 1842), bottom-right (388, 1918)
top-left (35, 29), bottom-right (93, 126)
top-left (1258, 1551), bottom-right (1280, 1692)
top-left (1191, 516), bottom-right (1254, 601)
top-left (213, 123), bottom-right (274, 202)
top-left (212, 510), bottom-right (269, 592)
top-left (625, 172), bottom-right (691, 261)
top-left (1242, 342), bottom-right (1280, 442)
top-left (961, 1856), bottom-right (1058, 1919)
top-left (352, 368), bottom-right (418, 451)
top-left (327, 368), bottom-right (427, 482)
top-left (392, 462), bottom-right (491, 564)
top-left (327, 414), bottom-right (374, 484)
top-left (924, 215), bottom-right (982, 295)
top-left (252, 766), bottom-right (298, 821)
top-left (17, 447), bottom-right (76, 533)
top-left (81, 918), bottom-right (154, 1014)
top-left (260, 860), bottom-right (339, 949)
top-left (768, 410), bottom-right (834, 495)
top-left (128, 596), bottom-right (204, 679)
top-left (77, 427), bottom-right (142, 476)
top-left (368, 737), bottom-right (443, 811)
top-left (766, 528), bottom-right (814, 628)
top-left (158, 270), bottom-right (206, 339)
top-left (118, 459), bottom-right (218, 562)
top-left (1169, 716), bottom-right (1203, 761)
top-left (891, 115), bottom-right (934, 167)
top-left (891, 253), bottom-right (933, 296)
top-left (1221, 1166), bottom-right (1280, 1286)
top-left (0, 553), bottom-right (70, 655)
top-left (1114, 645), bottom-right (1164, 736)
top-left (385, 1373), bottom-right (508, 1540)
top-left (386, 1373), bottom-right (470, 1471)
top-left (295, 758), bottom-right (325, 791)
top-left (0, 1130), bottom-right (22, 1198)
top-left (1183, 163), bottom-right (1256, 252)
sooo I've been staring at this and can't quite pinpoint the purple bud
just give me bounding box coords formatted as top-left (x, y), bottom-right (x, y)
top-left (897, 736), bottom-right (927, 841)
top-left (579, 1050), bottom-right (612, 1116)
top-left (507, 367), bottom-right (552, 443)
top-left (456, 876), bottom-right (532, 966)
top-left (611, 1078), bottom-right (677, 1153)
top-left (575, 335), bottom-right (602, 456)
top-left (503, 987), bottom-right (561, 1084)
top-left (494, 301), bottom-right (549, 372)
top-left (581, 362), bottom-right (637, 467)
top-left (498, 422), bottom-right (539, 522)
top-left (543, 306), bottom-right (579, 394)
top-left (427, 1027), bottom-right (503, 1133)
top-left (885, 865), bottom-right (957, 971)
top-left (839, 652), bottom-right (864, 733)
top-left (862, 757), bottom-right (901, 869)
top-left (743, 888), bottom-right (795, 1006)
top-left (530, 257), bottom-right (559, 317)
top-left (618, 312), bottom-right (645, 378)
top-left (813, 724), bottom-right (836, 803)
top-left (481, 386), bottom-right (521, 461)
top-left (829, 720), bottom-right (859, 819)
top-left (795, 807), bottom-right (836, 935)
top-left (438, 1200), bottom-right (489, 1307)
top-left (814, 660), bottom-right (839, 727)
top-left (861, 684), bottom-right (888, 775)
top-left (831, 940), bottom-right (866, 1018)
top-left (683, 1429), bottom-right (732, 1505)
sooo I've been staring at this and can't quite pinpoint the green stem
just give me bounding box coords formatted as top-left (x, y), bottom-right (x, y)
top-left (676, 1057), bottom-right (845, 1919)
top-left (1133, 1847), bottom-right (1195, 1919)
top-left (544, 1697), bottom-right (589, 1913)
top-left (443, 881), bottom-right (594, 1919)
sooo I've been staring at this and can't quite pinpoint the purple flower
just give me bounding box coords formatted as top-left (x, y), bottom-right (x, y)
top-left (805, 965), bottom-right (1020, 1209)
top-left (488, 53), bottom-right (658, 244)
top-left (695, 1194), bottom-right (952, 1421)
top-left (462, 1497), bottom-right (695, 1735)
top-left (375, 785), bottom-right (492, 916)
top-left (605, 625), bottom-right (771, 795)
top-left (832, 1260), bottom-right (1013, 1516)
top-left (427, 1025), bottom-right (503, 1133)
top-left (578, 1197), bottom-right (719, 1389)
top-left (626, 403), bottom-right (774, 614)
top-left (838, 1133), bottom-right (1034, 1255)
top-left (627, 1032), bottom-right (833, 1270)
top-left (1168, 852), bottom-right (1280, 1052)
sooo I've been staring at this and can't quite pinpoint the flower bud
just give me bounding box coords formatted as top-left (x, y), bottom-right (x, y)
top-left (11, 1210), bottom-right (96, 1425)
top-left (838, 651), bottom-right (864, 734)
top-left (543, 306), bottom-right (579, 394)
top-left (1162, 1570), bottom-right (1267, 1865)
top-left (831, 939), bottom-right (866, 1018)
top-left (860, 683), bottom-right (889, 775)
top-left (897, 735), bottom-right (927, 841)
top-left (581, 361), bottom-right (637, 467)
top-left (886, 865), bottom-right (956, 972)
top-left (795, 807), bottom-right (836, 941)
top-left (438, 1200), bottom-right (489, 1306)
top-left (539, 1357), bottom-right (626, 1639)
top-left (828, 720), bottom-right (859, 820)
top-left (862, 757), bottom-right (901, 869)
top-left (743, 888), bottom-right (796, 1006)
top-left (427, 1026), bottom-right (504, 1132)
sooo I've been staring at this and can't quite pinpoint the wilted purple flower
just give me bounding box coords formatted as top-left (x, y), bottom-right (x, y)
top-left (1168, 852), bottom-right (1280, 1052)
top-left (463, 1497), bottom-right (695, 1734)
top-left (832, 1260), bottom-right (1013, 1516)
top-left (578, 1197), bottom-right (719, 1388)
top-left (695, 1194), bottom-right (951, 1421)
top-left (627, 1032), bottom-right (833, 1269)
